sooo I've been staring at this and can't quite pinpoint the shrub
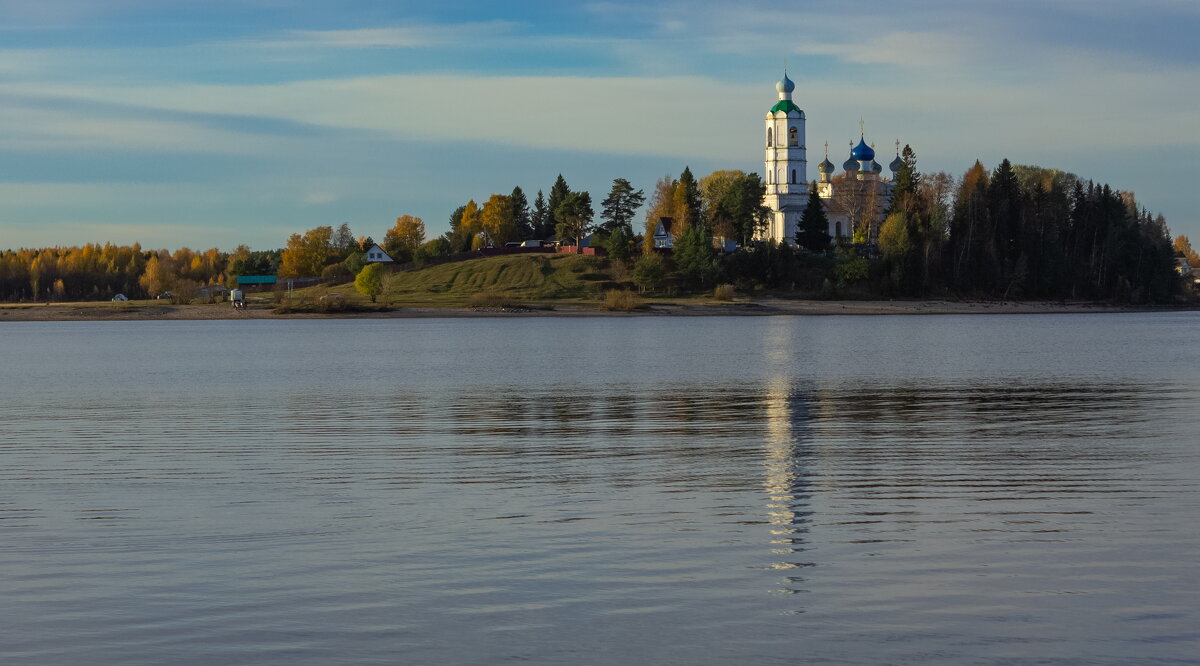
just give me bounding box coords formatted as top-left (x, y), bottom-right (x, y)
top-left (602, 289), bottom-right (642, 311)
top-left (322, 262), bottom-right (354, 284)
top-left (315, 293), bottom-right (348, 313)
top-left (713, 284), bottom-right (735, 301)
top-left (168, 279), bottom-right (197, 305)
top-left (467, 292), bottom-right (521, 309)
top-left (631, 253), bottom-right (666, 294)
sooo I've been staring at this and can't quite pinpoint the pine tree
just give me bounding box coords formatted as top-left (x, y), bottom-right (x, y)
top-left (796, 184), bottom-right (831, 252)
top-left (600, 178), bottom-right (646, 235)
top-left (554, 191), bottom-right (594, 246)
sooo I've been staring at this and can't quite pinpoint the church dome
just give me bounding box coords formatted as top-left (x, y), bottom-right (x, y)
top-left (776, 73), bottom-right (795, 94)
top-left (818, 157), bottom-right (835, 174)
top-left (889, 155), bottom-right (903, 172)
top-left (850, 137), bottom-right (875, 162)
top-left (871, 160), bottom-right (883, 173)
top-left (843, 156), bottom-right (859, 172)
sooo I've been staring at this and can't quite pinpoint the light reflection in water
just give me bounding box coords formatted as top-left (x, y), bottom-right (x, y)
top-left (762, 375), bottom-right (816, 588)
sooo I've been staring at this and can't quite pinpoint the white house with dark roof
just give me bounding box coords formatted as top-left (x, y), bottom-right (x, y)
top-left (364, 244), bottom-right (394, 263)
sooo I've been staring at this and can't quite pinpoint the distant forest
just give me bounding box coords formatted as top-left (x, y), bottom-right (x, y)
top-left (1, 151), bottom-right (1194, 304)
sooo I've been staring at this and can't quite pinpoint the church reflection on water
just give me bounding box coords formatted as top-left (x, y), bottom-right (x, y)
top-left (763, 375), bottom-right (818, 592)
top-left (760, 320), bottom-right (819, 593)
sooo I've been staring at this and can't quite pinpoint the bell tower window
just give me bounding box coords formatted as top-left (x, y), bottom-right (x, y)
top-left (791, 169), bottom-right (796, 184)
top-left (767, 128), bottom-right (773, 147)
top-left (788, 127), bottom-right (798, 147)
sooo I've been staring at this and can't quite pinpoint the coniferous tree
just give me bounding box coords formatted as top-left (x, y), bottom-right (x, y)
top-left (989, 158), bottom-right (1023, 279)
top-left (796, 184), bottom-right (831, 253)
top-left (448, 206), bottom-right (466, 233)
top-left (547, 174), bottom-right (571, 236)
top-left (554, 191), bottom-right (594, 246)
top-left (600, 178), bottom-right (646, 235)
top-left (606, 226), bottom-right (632, 263)
top-left (672, 220), bottom-right (716, 290)
top-left (672, 167), bottom-right (703, 234)
top-left (510, 186), bottom-right (532, 239)
top-left (530, 190), bottom-right (550, 240)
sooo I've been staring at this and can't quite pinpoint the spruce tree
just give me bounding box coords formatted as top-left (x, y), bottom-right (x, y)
top-left (675, 166), bottom-right (703, 231)
top-left (796, 184), bottom-right (831, 252)
top-left (530, 190), bottom-right (549, 240)
top-left (510, 186), bottom-right (532, 239)
top-left (547, 174), bottom-right (571, 236)
top-left (672, 220), bottom-right (716, 290)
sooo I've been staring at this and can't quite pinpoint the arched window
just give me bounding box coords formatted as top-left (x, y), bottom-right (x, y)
top-left (767, 128), bottom-right (773, 147)
top-left (835, 221), bottom-right (843, 238)
top-left (788, 126), bottom-right (798, 147)
top-left (791, 169), bottom-right (796, 184)
top-left (767, 171), bottom-right (772, 184)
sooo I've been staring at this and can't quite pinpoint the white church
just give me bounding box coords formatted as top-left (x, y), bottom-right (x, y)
top-left (758, 73), bottom-right (902, 245)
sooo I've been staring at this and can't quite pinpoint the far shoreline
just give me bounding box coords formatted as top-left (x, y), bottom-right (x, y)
top-left (0, 299), bottom-right (1194, 322)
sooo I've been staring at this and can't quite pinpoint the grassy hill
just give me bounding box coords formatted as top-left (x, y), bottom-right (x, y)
top-left (383, 253), bottom-right (619, 306)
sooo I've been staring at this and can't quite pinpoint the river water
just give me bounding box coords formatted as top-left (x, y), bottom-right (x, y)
top-left (1, 313), bottom-right (1198, 664)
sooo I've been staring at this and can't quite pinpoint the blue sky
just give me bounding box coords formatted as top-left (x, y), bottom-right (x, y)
top-left (1, 0), bottom-right (1197, 250)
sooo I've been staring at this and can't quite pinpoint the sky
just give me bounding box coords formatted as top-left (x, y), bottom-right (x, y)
top-left (1, 0), bottom-right (1198, 251)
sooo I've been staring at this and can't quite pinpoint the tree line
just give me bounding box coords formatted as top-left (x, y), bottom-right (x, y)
top-left (0, 244), bottom-right (278, 302)
top-left (875, 150), bottom-right (1181, 301)
top-left (1, 156), bottom-right (1190, 304)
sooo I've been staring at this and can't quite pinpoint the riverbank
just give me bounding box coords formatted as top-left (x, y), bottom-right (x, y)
top-left (0, 299), bottom-right (1191, 321)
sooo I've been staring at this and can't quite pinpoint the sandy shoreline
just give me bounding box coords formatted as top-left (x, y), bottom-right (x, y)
top-left (0, 299), bottom-right (1191, 321)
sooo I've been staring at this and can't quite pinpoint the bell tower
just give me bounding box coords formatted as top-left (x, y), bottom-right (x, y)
top-left (761, 73), bottom-right (807, 243)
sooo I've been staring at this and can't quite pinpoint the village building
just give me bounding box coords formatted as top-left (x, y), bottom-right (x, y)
top-left (652, 217), bottom-right (675, 249)
top-left (757, 73), bottom-right (898, 245)
top-left (364, 244), bottom-right (394, 263)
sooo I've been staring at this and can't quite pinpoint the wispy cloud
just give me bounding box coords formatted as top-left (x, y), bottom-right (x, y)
top-left (0, 100), bottom-right (288, 154)
top-left (247, 21), bottom-right (519, 50)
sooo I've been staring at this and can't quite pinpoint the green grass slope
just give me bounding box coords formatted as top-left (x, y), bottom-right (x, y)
top-left (385, 253), bottom-right (617, 305)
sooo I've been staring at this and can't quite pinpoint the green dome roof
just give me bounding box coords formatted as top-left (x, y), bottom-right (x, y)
top-left (769, 99), bottom-right (803, 114)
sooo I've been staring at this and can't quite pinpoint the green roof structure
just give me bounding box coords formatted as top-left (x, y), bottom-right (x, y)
top-left (237, 275), bottom-right (277, 285)
top-left (769, 100), bottom-right (803, 114)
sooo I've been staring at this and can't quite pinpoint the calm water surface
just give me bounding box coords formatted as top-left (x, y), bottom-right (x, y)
top-left (1, 313), bottom-right (1198, 664)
